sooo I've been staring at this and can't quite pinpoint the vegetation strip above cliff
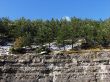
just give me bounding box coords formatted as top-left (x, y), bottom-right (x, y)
top-left (0, 17), bottom-right (110, 52)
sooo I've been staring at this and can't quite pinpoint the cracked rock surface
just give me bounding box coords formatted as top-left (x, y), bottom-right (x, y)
top-left (0, 51), bottom-right (110, 82)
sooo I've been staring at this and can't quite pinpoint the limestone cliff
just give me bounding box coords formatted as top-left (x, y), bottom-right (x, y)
top-left (0, 50), bottom-right (110, 82)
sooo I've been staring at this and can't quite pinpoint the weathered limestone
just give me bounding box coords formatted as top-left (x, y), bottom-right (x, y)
top-left (0, 51), bottom-right (110, 82)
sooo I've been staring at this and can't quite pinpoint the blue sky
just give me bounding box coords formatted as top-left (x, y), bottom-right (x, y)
top-left (0, 0), bottom-right (110, 20)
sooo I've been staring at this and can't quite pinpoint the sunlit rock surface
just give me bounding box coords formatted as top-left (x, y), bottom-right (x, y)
top-left (0, 51), bottom-right (110, 82)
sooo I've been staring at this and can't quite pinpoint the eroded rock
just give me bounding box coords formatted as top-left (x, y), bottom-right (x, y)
top-left (0, 51), bottom-right (110, 82)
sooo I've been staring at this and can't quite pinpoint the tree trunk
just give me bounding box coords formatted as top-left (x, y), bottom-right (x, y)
top-left (58, 44), bottom-right (61, 50)
top-left (72, 39), bottom-right (74, 50)
top-left (41, 41), bottom-right (44, 47)
top-left (49, 42), bottom-right (51, 49)
top-left (63, 40), bottom-right (65, 50)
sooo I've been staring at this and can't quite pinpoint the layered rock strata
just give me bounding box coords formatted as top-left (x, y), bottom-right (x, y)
top-left (0, 51), bottom-right (110, 82)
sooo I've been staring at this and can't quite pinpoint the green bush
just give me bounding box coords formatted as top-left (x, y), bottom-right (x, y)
top-left (10, 47), bottom-right (26, 54)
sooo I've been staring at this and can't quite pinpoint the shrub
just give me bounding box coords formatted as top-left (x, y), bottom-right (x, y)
top-left (10, 47), bottom-right (26, 54)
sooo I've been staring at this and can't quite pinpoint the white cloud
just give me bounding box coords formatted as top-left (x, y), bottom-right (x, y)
top-left (62, 16), bottom-right (71, 21)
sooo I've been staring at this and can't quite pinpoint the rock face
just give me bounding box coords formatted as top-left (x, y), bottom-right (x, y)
top-left (0, 51), bottom-right (110, 82)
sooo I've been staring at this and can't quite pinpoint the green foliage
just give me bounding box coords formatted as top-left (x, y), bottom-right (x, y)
top-left (10, 47), bottom-right (26, 54)
top-left (1, 17), bottom-right (110, 50)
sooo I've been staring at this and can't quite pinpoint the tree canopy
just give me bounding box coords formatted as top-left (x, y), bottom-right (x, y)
top-left (0, 17), bottom-right (110, 49)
